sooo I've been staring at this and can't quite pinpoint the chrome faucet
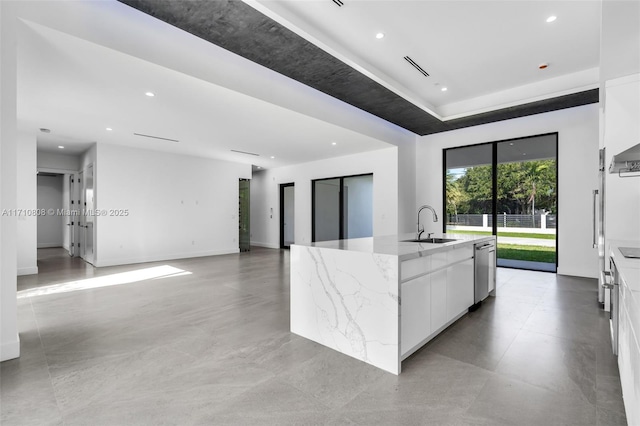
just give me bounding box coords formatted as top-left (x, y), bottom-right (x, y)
top-left (417, 205), bottom-right (438, 240)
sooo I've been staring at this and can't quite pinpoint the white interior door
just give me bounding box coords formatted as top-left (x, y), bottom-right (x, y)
top-left (83, 165), bottom-right (95, 265)
top-left (67, 174), bottom-right (75, 256)
top-left (78, 171), bottom-right (85, 259)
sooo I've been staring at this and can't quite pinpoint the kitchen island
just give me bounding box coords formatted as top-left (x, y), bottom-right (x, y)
top-left (290, 233), bottom-right (495, 374)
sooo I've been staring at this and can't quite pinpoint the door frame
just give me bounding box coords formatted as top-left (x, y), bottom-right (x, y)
top-left (280, 183), bottom-right (294, 249)
top-left (442, 132), bottom-right (558, 272)
top-left (311, 173), bottom-right (373, 243)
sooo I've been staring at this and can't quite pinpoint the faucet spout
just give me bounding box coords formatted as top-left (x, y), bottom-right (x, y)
top-left (417, 205), bottom-right (438, 240)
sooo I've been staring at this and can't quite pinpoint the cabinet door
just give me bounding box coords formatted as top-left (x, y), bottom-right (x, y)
top-left (430, 269), bottom-right (448, 333)
top-left (401, 275), bottom-right (430, 355)
top-left (447, 258), bottom-right (474, 321)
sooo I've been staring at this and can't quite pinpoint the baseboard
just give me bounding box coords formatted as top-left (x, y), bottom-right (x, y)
top-left (17, 266), bottom-right (38, 276)
top-left (0, 334), bottom-right (20, 362)
top-left (556, 269), bottom-right (598, 279)
top-left (251, 241), bottom-right (280, 249)
top-left (37, 243), bottom-right (63, 249)
top-left (94, 248), bottom-right (240, 268)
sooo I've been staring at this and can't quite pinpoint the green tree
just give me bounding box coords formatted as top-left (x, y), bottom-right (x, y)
top-left (445, 171), bottom-right (467, 221)
top-left (447, 159), bottom-right (556, 216)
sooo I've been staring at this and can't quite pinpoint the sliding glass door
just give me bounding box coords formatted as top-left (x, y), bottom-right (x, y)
top-left (312, 174), bottom-right (373, 242)
top-left (496, 135), bottom-right (557, 271)
top-left (444, 133), bottom-right (558, 272)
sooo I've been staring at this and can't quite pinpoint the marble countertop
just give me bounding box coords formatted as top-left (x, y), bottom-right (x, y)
top-left (295, 233), bottom-right (495, 262)
top-left (610, 240), bottom-right (640, 287)
top-left (610, 240), bottom-right (640, 334)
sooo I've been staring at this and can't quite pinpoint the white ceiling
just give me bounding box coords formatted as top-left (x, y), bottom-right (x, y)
top-left (249, 0), bottom-right (601, 119)
top-left (16, 5), bottom-right (393, 169)
top-left (36, 133), bottom-right (91, 156)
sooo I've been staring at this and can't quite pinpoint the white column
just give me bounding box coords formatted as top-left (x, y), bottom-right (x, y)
top-left (0, 1), bottom-right (20, 362)
top-left (17, 131), bottom-right (38, 275)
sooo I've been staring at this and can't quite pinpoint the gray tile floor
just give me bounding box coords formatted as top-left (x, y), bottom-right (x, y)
top-left (0, 248), bottom-right (627, 425)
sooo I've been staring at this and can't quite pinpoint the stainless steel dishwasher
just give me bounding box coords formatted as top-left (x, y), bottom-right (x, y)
top-left (473, 241), bottom-right (495, 309)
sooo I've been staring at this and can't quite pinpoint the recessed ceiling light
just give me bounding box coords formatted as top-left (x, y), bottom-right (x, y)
top-left (58, 146), bottom-right (64, 149)
top-left (257, 166), bottom-right (262, 169)
top-left (106, 127), bottom-right (113, 131)
top-left (509, 143), bottom-right (514, 146)
top-left (441, 87), bottom-right (448, 92)
top-left (332, 142), bottom-right (337, 146)
top-left (375, 32), bottom-right (385, 39)
top-left (145, 92), bottom-right (155, 97)
top-left (523, 153), bottom-right (527, 156)
top-left (546, 15), bottom-right (557, 23)
top-left (270, 156), bottom-right (275, 159)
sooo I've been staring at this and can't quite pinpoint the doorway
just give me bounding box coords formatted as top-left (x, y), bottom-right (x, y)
top-left (37, 173), bottom-right (65, 249)
top-left (443, 133), bottom-right (558, 272)
top-left (280, 183), bottom-right (295, 248)
top-left (239, 178), bottom-right (250, 252)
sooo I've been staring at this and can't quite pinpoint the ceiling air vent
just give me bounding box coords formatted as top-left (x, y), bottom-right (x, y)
top-left (404, 56), bottom-right (429, 77)
top-left (133, 133), bottom-right (179, 143)
top-left (231, 149), bottom-right (260, 156)
top-left (332, 0), bottom-right (344, 7)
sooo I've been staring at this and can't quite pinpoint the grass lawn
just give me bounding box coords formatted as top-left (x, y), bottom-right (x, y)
top-left (447, 229), bottom-right (556, 240)
top-left (497, 243), bottom-right (556, 263)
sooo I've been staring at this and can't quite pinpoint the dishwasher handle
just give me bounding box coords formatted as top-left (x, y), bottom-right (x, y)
top-left (476, 244), bottom-right (494, 251)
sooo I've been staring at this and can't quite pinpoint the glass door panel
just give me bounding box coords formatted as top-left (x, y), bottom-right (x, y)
top-left (444, 143), bottom-right (494, 237)
top-left (313, 178), bottom-right (340, 242)
top-left (343, 175), bottom-right (373, 239)
top-left (496, 135), bottom-right (557, 272)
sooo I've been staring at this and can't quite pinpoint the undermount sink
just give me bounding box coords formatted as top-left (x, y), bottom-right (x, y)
top-left (402, 238), bottom-right (458, 244)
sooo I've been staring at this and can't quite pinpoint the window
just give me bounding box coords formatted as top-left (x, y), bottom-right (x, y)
top-left (312, 174), bottom-right (373, 242)
top-left (444, 134), bottom-right (558, 272)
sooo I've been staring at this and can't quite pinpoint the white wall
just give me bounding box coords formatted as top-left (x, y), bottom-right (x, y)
top-left (37, 175), bottom-right (64, 248)
top-left (251, 147), bottom-right (398, 248)
top-left (416, 104), bottom-right (600, 278)
top-left (603, 75), bottom-right (640, 253)
top-left (37, 151), bottom-right (81, 173)
top-left (1, 1), bottom-right (20, 361)
top-left (94, 143), bottom-right (251, 267)
top-left (17, 131), bottom-right (38, 275)
top-left (600, 0), bottom-right (640, 84)
top-left (397, 140), bottom-right (417, 234)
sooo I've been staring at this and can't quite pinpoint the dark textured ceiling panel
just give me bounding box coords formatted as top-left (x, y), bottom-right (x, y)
top-left (118, 0), bottom-right (599, 136)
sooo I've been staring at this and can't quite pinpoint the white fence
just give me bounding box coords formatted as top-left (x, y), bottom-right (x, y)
top-left (447, 213), bottom-right (556, 234)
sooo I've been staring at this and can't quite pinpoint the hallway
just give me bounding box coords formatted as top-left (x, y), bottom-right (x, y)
top-left (1, 248), bottom-right (626, 425)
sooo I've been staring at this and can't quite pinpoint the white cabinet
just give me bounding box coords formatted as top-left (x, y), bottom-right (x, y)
top-left (401, 274), bottom-right (431, 355)
top-left (430, 269), bottom-right (448, 333)
top-left (488, 247), bottom-right (496, 293)
top-left (618, 271), bottom-right (640, 426)
top-left (446, 258), bottom-right (474, 321)
top-left (400, 244), bottom-right (476, 358)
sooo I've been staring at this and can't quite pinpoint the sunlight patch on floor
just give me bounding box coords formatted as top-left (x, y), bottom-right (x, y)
top-left (18, 265), bottom-right (191, 299)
